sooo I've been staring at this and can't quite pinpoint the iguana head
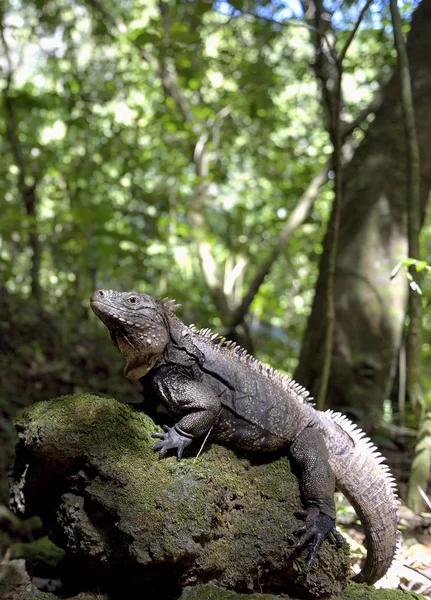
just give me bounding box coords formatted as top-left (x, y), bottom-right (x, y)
top-left (90, 289), bottom-right (171, 380)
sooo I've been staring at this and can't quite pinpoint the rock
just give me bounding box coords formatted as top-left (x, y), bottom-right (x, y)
top-left (65, 594), bottom-right (109, 600)
top-left (0, 560), bottom-right (31, 598)
top-left (11, 588), bottom-right (59, 600)
top-left (10, 394), bottom-right (351, 599)
top-left (0, 559), bottom-right (59, 600)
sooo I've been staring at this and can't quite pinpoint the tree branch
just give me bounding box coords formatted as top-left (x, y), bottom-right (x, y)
top-left (227, 87), bottom-right (379, 332)
top-left (228, 161), bottom-right (330, 330)
top-left (390, 0), bottom-right (423, 412)
top-left (225, 4), bottom-right (318, 33)
top-left (310, 0), bottom-right (372, 410)
top-left (338, 0), bottom-right (374, 64)
top-left (390, 0), bottom-right (426, 514)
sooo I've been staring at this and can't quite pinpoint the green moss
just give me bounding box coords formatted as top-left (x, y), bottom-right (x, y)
top-left (181, 583), bottom-right (291, 599)
top-left (339, 582), bottom-right (426, 600)
top-left (182, 582), bottom-right (427, 600)
top-left (22, 394), bottom-right (155, 460)
top-left (13, 586), bottom-right (59, 600)
top-left (10, 536), bottom-right (66, 568)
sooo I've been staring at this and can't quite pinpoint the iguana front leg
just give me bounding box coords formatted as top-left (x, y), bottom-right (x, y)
top-left (151, 376), bottom-right (222, 459)
top-left (289, 426), bottom-right (343, 571)
top-left (152, 425), bottom-right (194, 458)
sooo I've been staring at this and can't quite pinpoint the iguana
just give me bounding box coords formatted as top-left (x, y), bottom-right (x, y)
top-left (90, 288), bottom-right (398, 585)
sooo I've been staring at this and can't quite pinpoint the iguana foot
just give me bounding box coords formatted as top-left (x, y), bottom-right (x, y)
top-left (152, 425), bottom-right (193, 459)
top-left (290, 507), bottom-right (343, 573)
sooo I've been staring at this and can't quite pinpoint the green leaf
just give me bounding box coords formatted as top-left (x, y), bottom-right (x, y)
top-left (409, 281), bottom-right (423, 295)
top-left (134, 31), bottom-right (161, 45)
top-left (169, 24), bottom-right (200, 44)
top-left (194, 2), bottom-right (214, 16)
top-left (390, 262), bottom-right (402, 279)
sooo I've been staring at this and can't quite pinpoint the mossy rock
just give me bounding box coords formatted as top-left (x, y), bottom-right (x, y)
top-left (180, 583), bottom-right (291, 599)
top-left (0, 559), bottom-right (58, 600)
top-left (10, 394), bottom-right (351, 599)
top-left (339, 582), bottom-right (426, 600)
top-left (12, 588), bottom-right (59, 600)
top-left (179, 582), bottom-right (427, 600)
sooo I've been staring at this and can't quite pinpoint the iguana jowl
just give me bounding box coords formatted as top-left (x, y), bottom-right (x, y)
top-left (90, 289), bottom-right (398, 585)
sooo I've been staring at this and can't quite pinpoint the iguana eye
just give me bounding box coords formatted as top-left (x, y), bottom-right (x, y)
top-left (128, 295), bottom-right (139, 305)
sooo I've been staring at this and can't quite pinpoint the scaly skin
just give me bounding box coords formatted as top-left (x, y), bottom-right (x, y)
top-left (90, 289), bottom-right (398, 584)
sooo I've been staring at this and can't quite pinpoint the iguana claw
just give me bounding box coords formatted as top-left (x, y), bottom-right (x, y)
top-left (152, 425), bottom-right (193, 459)
top-left (290, 507), bottom-right (343, 573)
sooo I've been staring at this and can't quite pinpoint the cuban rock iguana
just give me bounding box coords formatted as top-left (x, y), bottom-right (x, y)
top-left (90, 289), bottom-right (398, 585)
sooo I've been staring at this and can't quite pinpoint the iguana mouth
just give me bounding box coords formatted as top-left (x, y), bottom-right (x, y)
top-left (90, 299), bottom-right (107, 314)
top-left (90, 297), bottom-right (116, 314)
top-left (91, 298), bottom-right (126, 325)
top-left (90, 299), bottom-right (129, 342)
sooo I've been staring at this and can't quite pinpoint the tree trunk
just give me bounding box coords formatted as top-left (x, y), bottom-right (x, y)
top-left (24, 185), bottom-right (42, 302)
top-left (295, 0), bottom-right (431, 423)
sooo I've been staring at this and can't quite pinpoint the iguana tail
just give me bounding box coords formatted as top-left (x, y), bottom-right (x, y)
top-left (318, 409), bottom-right (399, 585)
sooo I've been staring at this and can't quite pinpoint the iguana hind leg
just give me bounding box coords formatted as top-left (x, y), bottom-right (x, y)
top-left (291, 507), bottom-right (343, 572)
top-left (289, 426), bottom-right (343, 571)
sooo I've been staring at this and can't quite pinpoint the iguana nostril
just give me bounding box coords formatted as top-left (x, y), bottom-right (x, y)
top-left (90, 290), bottom-right (107, 304)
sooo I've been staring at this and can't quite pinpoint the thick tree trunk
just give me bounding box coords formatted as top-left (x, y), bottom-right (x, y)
top-left (295, 0), bottom-right (431, 422)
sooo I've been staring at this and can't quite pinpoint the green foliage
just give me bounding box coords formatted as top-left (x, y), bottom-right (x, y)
top-left (10, 536), bottom-right (66, 568)
top-left (0, 0), bottom-right (412, 377)
top-left (391, 255), bottom-right (431, 411)
top-left (391, 258), bottom-right (431, 294)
